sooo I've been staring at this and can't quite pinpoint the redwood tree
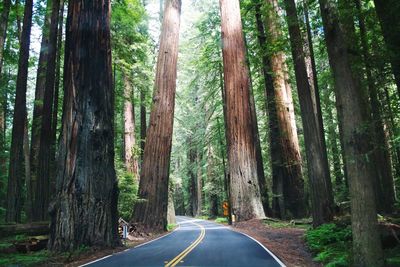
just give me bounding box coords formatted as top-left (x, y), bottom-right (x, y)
top-left (34, 0), bottom-right (61, 221)
top-left (263, 0), bottom-right (305, 219)
top-left (219, 0), bottom-right (265, 221)
top-left (373, 0), bottom-right (400, 96)
top-left (318, 0), bottom-right (384, 265)
top-left (283, 0), bottom-right (333, 226)
top-left (123, 74), bottom-right (139, 179)
top-left (49, 0), bottom-right (119, 250)
top-left (6, 0), bottom-right (33, 223)
top-left (132, 0), bottom-right (181, 232)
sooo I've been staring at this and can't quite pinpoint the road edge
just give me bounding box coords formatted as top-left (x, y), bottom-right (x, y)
top-left (78, 224), bottom-right (181, 267)
top-left (231, 229), bottom-right (286, 267)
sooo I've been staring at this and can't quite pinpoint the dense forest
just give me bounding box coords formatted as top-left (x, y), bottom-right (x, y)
top-left (0, 0), bottom-right (400, 266)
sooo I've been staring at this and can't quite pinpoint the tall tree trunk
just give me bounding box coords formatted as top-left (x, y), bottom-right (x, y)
top-left (34, 0), bottom-right (61, 222)
top-left (219, 0), bottom-right (265, 221)
top-left (318, 0), bottom-right (384, 265)
top-left (283, 0), bottom-right (333, 226)
top-left (196, 152), bottom-right (202, 216)
top-left (6, 0), bottom-right (33, 223)
top-left (263, 0), bottom-right (305, 219)
top-left (29, 1), bottom-right (53, 211)
top-left (244, 32), bottom-right (270, 216)
top-left (187, 137), bottom-right (197, 217)
top-left (373, 0), bottom-right (400, 96)
top-left (50, 0), bottom-right (65, 191)
top-left (355, 0), bottom-right (396, 211)
top-left (123, 74), bottom-right (139, 180)
top-left (0, 0), bottom-right (11, 77)
top-left (48, 0), bottom-right (119, 251)
top-left (132, 0), bottom-right (181, 232)
top-left (140, 89), bottom-right (146, 162)
top-left (303, 0), bottom-right (346, 192)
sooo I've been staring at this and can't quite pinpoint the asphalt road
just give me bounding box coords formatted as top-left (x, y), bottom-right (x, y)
top-left (83, 216), bottom-right (285, 267)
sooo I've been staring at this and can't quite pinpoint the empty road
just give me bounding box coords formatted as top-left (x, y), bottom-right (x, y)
top-left (83, 216), bottom-right (285, 267)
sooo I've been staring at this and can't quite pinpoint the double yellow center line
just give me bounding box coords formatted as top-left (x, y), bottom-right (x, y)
top-left (165, 221), bottom-right (206, 267)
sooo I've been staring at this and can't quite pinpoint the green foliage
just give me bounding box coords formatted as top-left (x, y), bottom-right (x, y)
top-left (167, 224), bottom-right (177, 232)
top-left (214, 217), bottom-right (228, 224)
top-left (0, 250), bottom-right (49, 266)
top-left (305, 223), bottom-right (352, 266)
top-left (117, 170), bottom-right (138, 221)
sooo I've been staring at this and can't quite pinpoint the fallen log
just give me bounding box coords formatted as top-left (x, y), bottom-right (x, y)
top-left (0, 222), bottom-right (49, 238)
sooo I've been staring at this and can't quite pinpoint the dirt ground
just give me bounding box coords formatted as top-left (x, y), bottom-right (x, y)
top-left (232, 219), bottom-right (321, 267)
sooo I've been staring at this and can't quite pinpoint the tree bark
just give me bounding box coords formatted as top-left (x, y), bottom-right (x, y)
top-left (34, 0), bottom-right (61, 222)
top-left (355, 0), bottom-right (396, 212)
top-left (29, 1), bottom-right (53, 210)
top-left (373, 0), bottom-right (400, 96)
top-left (196, 151), bottom-right (202, 216)
top-left (132, 0), bottom-right (181, 232)
top-left (123, 74), bottom-right (139, 180)
top-left (6, 0), bottom-right (33, 223)
top-left (219, 0), bottom-right (265, 221)
top-left (140, 89), bottom-right (146, 162)
top-left (0, 0), bottom-right (11, 77)
top-left (50, 0), bottom-right (65, 193)
top-left (318, 0), bottom-right (384, 265)
top-left (263, 0), bottom-right (305, 219)
top-left (283, 0), bottom-right (333, 226)
top-left (48, 0), bottom-right (119, 251)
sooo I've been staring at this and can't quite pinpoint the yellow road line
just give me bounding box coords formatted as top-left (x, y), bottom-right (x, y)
top-left (165, 221), bottom-right (206, 267)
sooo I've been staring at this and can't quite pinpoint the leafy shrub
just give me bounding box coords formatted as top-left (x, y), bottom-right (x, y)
top-left (118, 171), bottom-right (138, 221)
top-left (305, 223), bottom-right (352, 266)
top-left (215, 217), bottom-right (228, 224)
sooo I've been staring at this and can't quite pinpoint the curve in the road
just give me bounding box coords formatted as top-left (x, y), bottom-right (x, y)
top-left (81, 216), bottom-right (286, 267)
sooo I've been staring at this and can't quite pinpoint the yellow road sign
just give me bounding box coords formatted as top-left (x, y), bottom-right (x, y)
top-left (223, 201), bottom-right (229, 216)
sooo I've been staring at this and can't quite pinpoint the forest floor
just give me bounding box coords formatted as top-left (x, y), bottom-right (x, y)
top-left (232, 219), bottom-right (321, 267)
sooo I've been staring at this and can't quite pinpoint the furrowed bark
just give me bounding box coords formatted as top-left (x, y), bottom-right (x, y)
top-left (49, 0), bottom-right (120, 251)
top-left (219, 0), bottom-right (265, 221)
top-left (132, 0), bottom-right (181, 232)
top-left (318, 0), bottom-right (384, 265)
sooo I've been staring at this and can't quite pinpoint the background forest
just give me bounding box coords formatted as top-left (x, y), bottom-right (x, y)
top-left (0, 0), bottom-right (400, 266)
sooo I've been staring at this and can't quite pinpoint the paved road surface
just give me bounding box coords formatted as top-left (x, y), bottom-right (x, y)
top-left (83, 216), bottom-right (285, 267)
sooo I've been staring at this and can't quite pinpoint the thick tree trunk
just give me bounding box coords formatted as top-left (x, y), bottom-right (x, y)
top-left (219, 0), bottom-right (265, 221)
top-left (254, 3), bottom-right (283, 219)
top-left (373, 0), bottom-right (400, 96)
top-left (318, 0), bottom-right (384, 266)
top-left (355, 0), bottom-right (396, 212)
top-left (123, 74), bottom-right (139, 180)
top-left (283, 0), bottom-right (333, 226)
top-left (132, 0), bottom-right (181, 232)
top-left (244, 32), bottom-right (270, 215)
top-left (0, 0), bottom-right (11, 77)
top-left (48, 0), bottom-right (119, 251)
top-left (34, 0), bottom-right (61, 222)
top-left (29, 1), bottom-right (53, 210)
top-left (263, 0), bottom-right (305, 219)
top-left (6, 0), bottom-right (33, 223)
top-left (167, 185), bottom-right (176, 224)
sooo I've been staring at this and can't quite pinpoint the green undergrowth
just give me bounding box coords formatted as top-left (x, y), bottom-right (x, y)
top-left (0, 250), bottom-right (50, 266)
top-left (305, 222), bottom-right (400, 266)
top-left (167, 224), bottom-right (177, 231)
top-left (263, 219), bottom-right (311, 229)
top-left (306, 223), bottom-right (352, 266)
top-left (0, 235), bottom-right (91, 266)
top-left (214, 217), bottom-right (228, 224)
